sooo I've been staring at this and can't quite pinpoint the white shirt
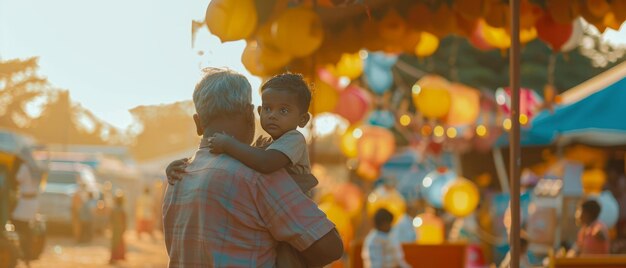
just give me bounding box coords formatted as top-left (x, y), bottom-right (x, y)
top-left (11, 165), bottom-right (39, 221)
top-left (362, 230), bottom-right (411, 268)
top-left (391, 214), bottom-right (417, 244)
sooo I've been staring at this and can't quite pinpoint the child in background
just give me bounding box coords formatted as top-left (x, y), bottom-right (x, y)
top-left (208, 72), bottom-right (317, 193)
top-left (109, 191), bottom-right (127, 264)
top-left (362, 208), bottom-right (411, 268)
top-left (570, 199), bottom-right (610, 256)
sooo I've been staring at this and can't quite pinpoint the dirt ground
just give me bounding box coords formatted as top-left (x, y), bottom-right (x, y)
top-left (21, 230), bottom-right (169, 268)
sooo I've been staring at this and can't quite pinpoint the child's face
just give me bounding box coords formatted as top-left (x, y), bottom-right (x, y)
top-left (259, 88), bottom-right (309, 139)
top-left (576, 208), bottom-right (593, 226)
top-left (377, 222), bottom-right (392, 233)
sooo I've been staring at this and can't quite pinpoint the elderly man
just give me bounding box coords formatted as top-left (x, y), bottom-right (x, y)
top-left (162, 68), bottom-right (343, 267)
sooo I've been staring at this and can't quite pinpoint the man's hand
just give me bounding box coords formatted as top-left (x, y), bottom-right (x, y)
top-left (208, 133), bottom-right (233, 154)
top-left (166, 158), bottom-right (189, 185)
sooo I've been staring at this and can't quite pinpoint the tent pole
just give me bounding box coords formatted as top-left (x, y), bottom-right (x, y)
top-left (509, 0), bottom-right (522, 267)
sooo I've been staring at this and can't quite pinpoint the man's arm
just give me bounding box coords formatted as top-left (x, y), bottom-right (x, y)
top-left (300, 228), bottom-right (344, 266)
top-left (211, 133), bottom-right (290, 174)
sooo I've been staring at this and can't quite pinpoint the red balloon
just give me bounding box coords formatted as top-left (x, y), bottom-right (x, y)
top-left (535, 13), bottom-right (573, 51)
top-left (334, 86), bottom-right (371, 124)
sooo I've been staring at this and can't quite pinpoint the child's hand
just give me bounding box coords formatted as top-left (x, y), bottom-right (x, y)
top-left (208, 133), bottom-right (232, 154)
top-left (166, 158), bottom-right (189, 185)
top-left (253, 135), bottom-right (273, 149)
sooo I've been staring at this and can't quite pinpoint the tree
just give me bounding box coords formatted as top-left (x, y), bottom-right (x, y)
top-left (129, 101), bottom-right (199, 161)
top-left (0, 57), bottom-right (47, 129)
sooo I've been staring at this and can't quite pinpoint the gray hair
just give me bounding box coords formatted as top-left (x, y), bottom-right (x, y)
top-left (193, 68), bottom-right (252, 126)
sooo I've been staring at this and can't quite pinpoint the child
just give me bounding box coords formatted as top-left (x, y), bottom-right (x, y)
top-left (362, 208), bottom-right (411, 268)
top-left (109, 191), bottom-right (127, 264)
top-left (570, 199), bottom-right (610, 256)
top-left (208, 72), bottom-right (317, 194)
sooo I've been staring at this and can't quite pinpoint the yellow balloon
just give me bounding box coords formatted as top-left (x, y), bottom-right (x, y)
top-left (327, 53), bottom-right (363, 79)
top-left (241, 41), bottom-right (290, 76)
top-left (480, 20), bottom-right (537, 50)
top-left (443, 178), bottom-right (480, 217)
top-left (581, 168), bottom-right (607, 194)
top-left (310, 79), bottom-right (339, 115)
top-left (205, 0), bottom-right (257, 42)
top-left (340, 126), bottom-right (360, 158)
top-left (272, 7), bottom-right (324, 57)
top-left (415, 31), bottom-right (439, 58)
top-left (319, 202), bottom-right (353, 251)
top-left (412, 75), bottom-right (452, 120)
top-left (447, 83), bottom-right (481, 126)
top-left (414, 212), bottom-right (445, 244)
top-left (366, 186), bottom-right (406, 225)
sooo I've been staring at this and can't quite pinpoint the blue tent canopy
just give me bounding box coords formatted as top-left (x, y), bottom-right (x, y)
top-left (498, 70), bottom-right (626, 147)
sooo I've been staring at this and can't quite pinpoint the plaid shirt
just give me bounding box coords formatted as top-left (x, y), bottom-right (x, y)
top-left (163, 141), bottom-right (335, 267)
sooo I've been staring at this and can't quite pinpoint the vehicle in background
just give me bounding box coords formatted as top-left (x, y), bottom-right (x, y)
top-left (38, 162), bottom-right (109, 233)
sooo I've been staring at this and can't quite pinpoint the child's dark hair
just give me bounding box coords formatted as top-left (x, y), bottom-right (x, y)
top-left (261, 73), bottom-right (311, 113)
top-left (581, 199), bottom-right (602, 221)
top-left (374, 208), bottom-right (394, 229)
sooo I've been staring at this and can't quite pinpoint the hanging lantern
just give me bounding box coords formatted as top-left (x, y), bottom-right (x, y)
top-left (484, 0), bottom-right (509, 28)
top-left (357, 126), bottom-right (396, 166)
top-left (333, 183), bottom-right (364, 219)
top-left (335, 86), bottom-right (371, 124)
top-left (443, 178), bottom-right (480, 217)
top-left (546, 0), bottom-right (580, 24)
top-left (319, 202), bottom-right (353, 250)
top-left (611, 0), bottom-right (626, 23)
top-left (366, 186), bottom-right (406, 225)
top-left (402, 31), bottom-right (422, 54)
top-left (581, 168), bottom-right (606, 194)
top-left (454, 0), bottom-right (489, 21)
top-left (414, 211), bottom-right (445, 244)
top-left (272, 7), bottom-right (324, 57)
top-left (586, 0), bottom-right (610, 18)
top-left (536, 13), bottom-right (574, 51)
top-left (340, 125), bottom-right (361, 158)
top-left (242, 41), bottom-right (272, 76)
top-left (414, 31), bottom-right (440, 58)
top-left (480, 20), bottom-right (511, 49)
top-left (205, 0), bottom-right (257, 42)
top-left (470, 21), bottom-right (495, 51)
top-left (310, 79), bottom-right (339, 116)
top-left (412, 75), bottom-right (452, 120)
top-left (421, 168), bottom-right (457, 208)
top-left (446, 83), bottom-right (481, 126)
top-left (454, 14), bottom-right (479, 38)
top-left (357, 160), bottom-right (380, 181)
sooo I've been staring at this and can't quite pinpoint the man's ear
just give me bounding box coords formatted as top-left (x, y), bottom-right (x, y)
top-left (257, 106), bottom-right (262, 116)
top-left (193, 114), bottom-right (203, 136)
top-left (298, 112), bottom-right (311, 128)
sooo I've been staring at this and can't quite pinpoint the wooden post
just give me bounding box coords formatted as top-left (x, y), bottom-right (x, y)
top-left (509, 0), bottom-right (522, 267)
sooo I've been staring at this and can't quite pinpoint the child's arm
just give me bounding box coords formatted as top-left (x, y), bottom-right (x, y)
top-left (210, 133), bottom-right (290, 174)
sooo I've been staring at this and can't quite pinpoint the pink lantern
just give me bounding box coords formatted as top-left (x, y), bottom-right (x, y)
top-left (495, 87), bottom-right (543, 118)
top-left (335, 85), bottom-right (371, 124)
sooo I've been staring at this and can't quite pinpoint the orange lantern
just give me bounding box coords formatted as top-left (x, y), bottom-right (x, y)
top-left (581, 168), bottom-right (607, 194)
top-left (378, 9), bottom-right (407, 43)
top-left (205, 0), bottom-right (257, 42)
top-left (586, 0), bottom-right (610, 18)
top-left (429, 4), bottom-right (457, 38)
top-left (484, 0), bottom-right (509, 28)
top-left (402, 31), bottom-right (422, 54)
top-left (611, 0), bottom-right (626, 23)
top-left (446, 83), bottom-right (480, 126)
top-left (319, 202), bottom-right (353, 251)
top-left (333, 183), bottom-right (364, 218)
top-left (414, 32), bottom-right (440, 58)
top-left (272, 7), bottom-right (324, 57)
top-left (406, 3), bottom-right (433, 32)
top-left (357, 161), bottom-right (379, 181)
top-left (412, 75), bottom-right (452, 120)
top-left (357, 126), bottom-right (396, 166)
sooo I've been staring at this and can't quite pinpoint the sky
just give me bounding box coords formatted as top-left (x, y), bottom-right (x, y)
top-left (0, 0), bottom-right (624, 130)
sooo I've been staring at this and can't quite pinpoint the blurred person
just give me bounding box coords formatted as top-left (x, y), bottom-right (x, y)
top-left (162, 68), bottom-right (342, 267)
top-left (135, 186), bottom-right (155, 239)
top-left (71, 183), bottom-right (86, 241)
top-left (109, 191), bottom-right (127, 264)
top-left (499, 234), bottom-right (531, 268)
top-left (568, 199), bottom-right (610, 256)
top-left (10, 161), bottom-right (39, 267)
top-left (390, 203), bottom-right (418, 244)
top-left (605, 159), bottom-right (626, 238)
top-left (78, 191), bottom-right (97, 243)
top-left (362, 208), bottom-right (411, 268)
